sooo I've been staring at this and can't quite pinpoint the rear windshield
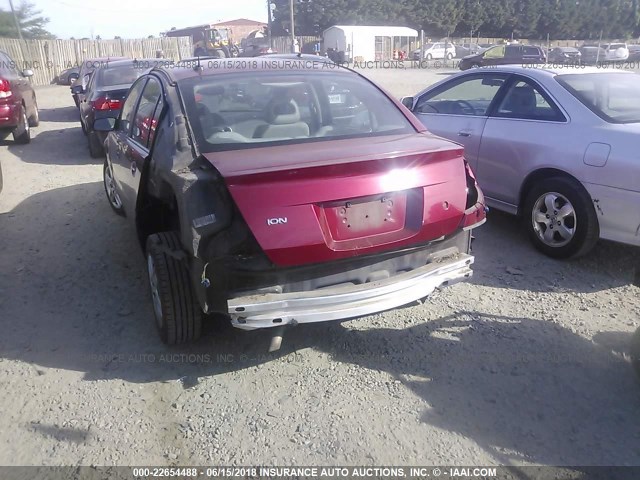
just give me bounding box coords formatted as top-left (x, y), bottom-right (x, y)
top-left (605, 43), bottom-right (626, 50)
top-left (97, 66), bottom-right (144, 87)
top-left (179, 70), bottom-right (415, 152)
top-left (556, 73), bottom-right (640, 123)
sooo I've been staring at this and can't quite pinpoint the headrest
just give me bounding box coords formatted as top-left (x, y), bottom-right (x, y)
top-left (509, 86), bottom-right (536, 108)
top-left (267, 98), bottom-right (301, 125)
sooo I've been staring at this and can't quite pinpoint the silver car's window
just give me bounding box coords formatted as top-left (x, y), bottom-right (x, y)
top-left (494, 79), bottom-right (565, 122)
top-left (556, 73), bottom-right (640, 124)
top-left (179, 71), bottom-right (414, 153)
top-left (414, 75), bottom-right (506, 116)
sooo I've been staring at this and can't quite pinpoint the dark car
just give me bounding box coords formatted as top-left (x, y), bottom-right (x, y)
top-left (579, 45), bottom-right (605, 64)
top-left (0, 50), bottom-right (39, 145)
top-left (627, 44), bottom-right (640, 61)
top-left (70, 56), bottom-right (127, 107)
top-left (548, 47), bottom-right (582, 64)
top-left (56, 65), bottom-right (80, 85)
top-left (458, 44), bottom-right (546, 70)
top-left (94, 60), bottom-right (486, 346)
top-left (78, 59), bottom-right (150, 157)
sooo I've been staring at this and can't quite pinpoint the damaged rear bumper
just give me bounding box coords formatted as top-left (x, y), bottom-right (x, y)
top-left (228, 253), bottom-right (474, 330)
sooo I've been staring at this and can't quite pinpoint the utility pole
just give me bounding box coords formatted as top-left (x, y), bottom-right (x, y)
top-left (289, 0), bottom-right (295, 52)
top-left (267, 0), bottom-right (273, 49)
top-left (8, 0), bottom-right (24, 42)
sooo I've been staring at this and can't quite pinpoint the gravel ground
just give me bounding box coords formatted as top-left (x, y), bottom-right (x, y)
top-left (0, 69), bottom-right (639, 468)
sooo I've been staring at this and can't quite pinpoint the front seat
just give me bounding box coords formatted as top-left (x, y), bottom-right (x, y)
top-left (500, 85), bottom-right (537, 116)
top-left (254, 98), bottom-right (310, 139)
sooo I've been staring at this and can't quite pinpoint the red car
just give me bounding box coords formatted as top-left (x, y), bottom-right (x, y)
top-left (0, 50), bottom-right (39, 144)
top-left (95, 59), bottom-right (486, 346)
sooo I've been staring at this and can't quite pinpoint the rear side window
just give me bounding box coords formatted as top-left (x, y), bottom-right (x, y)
top-left (523, 46), bottom-right (541, 55)
top-left (556, 73), bottom-right (640, 123)
top-left (505, 46), bottom-right (521, 58)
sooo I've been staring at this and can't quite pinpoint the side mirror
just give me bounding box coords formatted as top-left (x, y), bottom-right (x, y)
top-left (22, 69), bottom-right (34, 77)
top-left (94, 117), bottom-right (117, 132)
top-left (400, 96), bottom-right (414, 109)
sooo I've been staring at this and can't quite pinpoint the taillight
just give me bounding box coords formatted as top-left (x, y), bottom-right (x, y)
top-left (0, 79), bottom-right (12, 99)
top-left (92, 97), bottom-right (122, 111)
top-left (460, 160), bottom-right (487, 231)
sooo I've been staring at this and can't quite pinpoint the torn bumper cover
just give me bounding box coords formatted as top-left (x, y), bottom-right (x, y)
top-left (228, 253), bottom-right (474, 330)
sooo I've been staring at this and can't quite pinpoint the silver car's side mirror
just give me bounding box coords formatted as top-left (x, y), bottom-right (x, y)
top-left (400, 96), bottom-right (414, 109)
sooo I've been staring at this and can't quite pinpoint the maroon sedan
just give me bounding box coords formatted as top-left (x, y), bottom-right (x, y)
top-left (94, 59), bottom-right (486, 346)
top-left (0, 50), bottom-right (39, 144)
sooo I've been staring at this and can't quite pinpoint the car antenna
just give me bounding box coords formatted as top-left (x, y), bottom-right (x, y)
top-left (193, 55), bottom-right (203, 73)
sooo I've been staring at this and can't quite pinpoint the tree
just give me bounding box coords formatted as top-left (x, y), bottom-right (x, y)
top-left (0, 1), bottom-right (54, 39)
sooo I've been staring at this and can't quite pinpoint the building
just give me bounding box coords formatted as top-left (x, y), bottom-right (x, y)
top-left (323, 25), bottom-right (419, 61)
top-left (213, 18), bottom-right (267, 42)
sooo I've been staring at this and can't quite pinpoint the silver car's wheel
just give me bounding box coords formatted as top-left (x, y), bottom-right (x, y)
top-left (531, 192), bottom-right (576, 248)
top-left (103, 160), bottom-right (124, 215)
top-left (523, 177), bottom-right (599, 259)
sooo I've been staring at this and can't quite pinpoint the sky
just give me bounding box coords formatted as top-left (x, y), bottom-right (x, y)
top-left (21, 0), bottom-right (269, 39)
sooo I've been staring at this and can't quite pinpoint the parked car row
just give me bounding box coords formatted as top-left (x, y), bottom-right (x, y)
top-left (47, 55), bottom-right (640, 349)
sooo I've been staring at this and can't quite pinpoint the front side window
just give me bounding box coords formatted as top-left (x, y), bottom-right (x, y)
top-left (414, 74), bottom-right (507, 116)
top-left (119, 78), bottom-right (147, 134)
top-left (484, 45), bottom-right (505, 59)
top-left (556, 73), bottom-right (640, 124)
top-left (495, 79), bottom-right (565, 121)
top-left (132, 78), bottom-right (163, 147)
top-left (179, 71), bottom-right (414, 152)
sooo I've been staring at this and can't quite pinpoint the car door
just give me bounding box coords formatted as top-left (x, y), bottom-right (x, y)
top-left (411, 72), bottom-right (510, 173)
top-left (476, 75), bottom-right (569, 209)
top-left (79, 69), bottom-right (97, 129)
top-left (109, 77), bottom-right (148, 216)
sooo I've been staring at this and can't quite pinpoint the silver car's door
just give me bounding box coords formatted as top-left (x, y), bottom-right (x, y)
top-left (477, 76), bottom-right (569, 209)
top-left (411, 72), bottom-right (510, 173)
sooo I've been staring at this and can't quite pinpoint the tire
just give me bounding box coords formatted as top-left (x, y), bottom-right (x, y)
top-left (146, 232), bottom-right (203, 345)
top-left (12, 105), bottom-right (30, 144)
top-left (426, 53), bottom-right (433, 60)
top-left (69, 73), bottom-right (79, 85)
top-left (214, 49), bottom-right (225, 58)
top-left (28, 97), bottom-right (39, 127)
top-left (470, 62), bottom-right (481, 68)
top-left (631, 327), bottom-right (640, 380)
top-left (102, 160), bottom-right (124, 215)
top-left (447, 53), bottom-right (454, 60)
top-left (88, 130), bottom-right (104, 158)
top-left (523, 176), bottom-right (599, 259)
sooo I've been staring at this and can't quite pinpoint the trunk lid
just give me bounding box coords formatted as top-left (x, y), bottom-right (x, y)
top-left (203, 133), bottom-right (468, 267)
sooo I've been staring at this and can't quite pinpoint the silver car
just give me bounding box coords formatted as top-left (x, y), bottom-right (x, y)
top-left (403, 66), bottom-right (640, 258)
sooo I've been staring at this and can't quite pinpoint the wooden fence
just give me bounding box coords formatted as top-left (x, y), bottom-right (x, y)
top-left (0, 37), bottom-right (193, 86)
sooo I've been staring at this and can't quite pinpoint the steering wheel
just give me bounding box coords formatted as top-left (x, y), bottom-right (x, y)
top-left (454, 100), bottom-right (476, 115)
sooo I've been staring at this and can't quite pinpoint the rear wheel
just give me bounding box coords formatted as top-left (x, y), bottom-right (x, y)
top-left (12, 105), bottom-right (30, 144)
top-left (146, 232), bottom-right (203, 345)
top-left (446, 52), bottom-right (454, 60)
top-left (69, 73), bottom-right (79, 85)
top-left (523, 177), bottom-right (599, 259)
top-left (426, 53), bottom-right (433, 60)
top-left (28, 98), bottom-right (39, 127)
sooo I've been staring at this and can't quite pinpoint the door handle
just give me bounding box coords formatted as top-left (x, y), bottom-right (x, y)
top-left (458, 130), bottom-right (472, 137)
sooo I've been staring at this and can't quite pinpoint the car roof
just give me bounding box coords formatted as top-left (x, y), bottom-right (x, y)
top-left (460, 65), bottom-right (637, 78)
top-left (100, 58), bottom-right (158, 68)
top-left (151, 56), bottom-right (350, 82)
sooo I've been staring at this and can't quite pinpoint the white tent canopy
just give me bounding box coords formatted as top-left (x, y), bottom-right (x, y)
top-left (323, 25), bottom-right (419, 61)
